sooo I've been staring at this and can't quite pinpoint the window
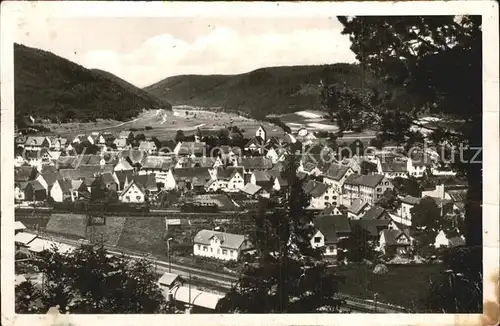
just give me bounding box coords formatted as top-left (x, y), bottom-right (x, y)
top-left (222, 249), bottom-right (227, 255)
top-left (324, 196), bottom-right (329, 200)
top-left (377, 194), bottom-right (381, 198)
top-left (126, 196), bottom-right (130, 201)
top-left (197, 245), bottom-right (201, 250)
top-left (314, 237), bottom-right (321, 243)
top-left (333, 196), bottom-right (337, 200)
top-left (210, 248), bottom-right (213, 252)
top-left (329, 245), bottom-right (335, 252)
top-left (136, 196), bottom-right (141, 200)
top-left (377, 188), bottom-right (382, 192)
top-left (204, 246), bottom-right (208, 251)
top-left (385, 182), bottom-right (389, 185)
top-left (230, 250), bottom-right (234, 256)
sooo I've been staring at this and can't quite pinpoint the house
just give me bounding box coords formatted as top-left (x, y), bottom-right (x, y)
top-left (193, 229), bottom-right (253, 261)
top-left (296, 131), bottom-right (317, 147)
top-left (361, 206), bottom-right (390, 221)
top-left (379, 229), bottom-right (413, 255)
top-left (349, 219), bottom-right (391, 242)
top-left (50, 179), bottom-right (73, 202)
top-left (314, 214), bottom-right (351, 240)
top-left (338, 156), bottom-right (363, 174)
top-left (347, 199), bottom-right (372, 219)
top-left (24, 180), bottom-right (47, 201)
top-left (158, 272), bottom-right (184, 301)
top-left (377, 158), bottom-right (408, 179)
top-left (250, 170), bottom-right (273, 190)
top-left (239, 157), bottom-right (273, 182)
top-left (92, 173), bottom-right (120, 193)
top-left (15, 232), bottom-right (38, 251)
top-left (300, 162), bottom-right (323, 176)
top-left (173, 142), bottom-right (207, 157)
top-left (138, 141), bottom-right (158, 155)
top-left (15, 166), bottom-right (37, 183)
top-left (434, 230), bottom-right (466, 248)
top-left (343, 174), bottom-right (394, 206)
top-left (15, 182), bottom-right (28, 202)
top-left (319, 205), bottom-right (343, 216)
top-left (49, 137), bottom-right (68, 151)
top-left (119, 179), bottom-right (147, 203)
top-left (118, 131), bottom-right (135, 141)
top-left (266, 169), bottom-right (288, 192)
top-left (396, 195), bottom-right (421, 225)
top-left (322, 164), bottom-right (354, 193)
top-left (113, 138), bottom-right (131, 150)
top-left (214, 167), bottom-right (245, 192)
top-left (168, 167), bottom-right (212, 191)
top-left (406, 153), bottom-right (432, 178)
top-left (120, 149), bottom-right (146, 168)
top-left (25, 150), bottom-right (42, 168)
top-left (311, 215), bottom-right (341, 259)
top-left (140, 156), bottom-right (174, 185)
top-left (303, 180), bottom-right (340, 210)
top-left (114, 158), bottom-right (134, 172)
top-left (255, 125), bottom-right (267, 142)
top-left (15, 221), bottom-right (27, 235)
top-left (24, 136), bottom-right (50, 150)
top-left (36, 172), bottom-right (61, 195)
top-left (113, 170), bottom-right (135, 191)
top-left (240, 183), bottom-right (268, 198)
top-left (244, 136), bottom-right (265, 154)
top-left (265, 147), bottom-right (280, 164)
top-left (72, 134), bottom-right (87, 144)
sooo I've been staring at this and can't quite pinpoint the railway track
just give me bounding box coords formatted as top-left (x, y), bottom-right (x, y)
top-left (29, 233), bottom-right (411, 313)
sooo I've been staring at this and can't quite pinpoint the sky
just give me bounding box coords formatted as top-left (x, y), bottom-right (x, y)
top-left (15, 13), bottom-right (357, 88)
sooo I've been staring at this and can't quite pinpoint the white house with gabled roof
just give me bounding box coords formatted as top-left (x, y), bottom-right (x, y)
top-left (193, 229), bottom-right (253, 261)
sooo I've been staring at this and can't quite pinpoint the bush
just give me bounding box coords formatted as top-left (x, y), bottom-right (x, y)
top-left (373, 264), bottom-right (389, 275)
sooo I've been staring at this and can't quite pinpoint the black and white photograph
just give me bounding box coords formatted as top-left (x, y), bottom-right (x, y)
top-left (1, 1), bottom-right (498, 324)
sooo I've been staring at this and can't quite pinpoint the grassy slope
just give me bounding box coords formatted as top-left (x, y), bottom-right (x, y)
top-left (45, 213), bottom-right (88, 239)
top-left (117, 216), bottom-right (167, 254)
top-left (336, 264), bottom-right (442, 310)
top-left (145, 64), bottom-right (381, 119)
top-left (14, 43), bottom-right (172, 123)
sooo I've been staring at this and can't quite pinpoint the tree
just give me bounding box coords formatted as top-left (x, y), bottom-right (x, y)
top-left (218, 154), bottom-right (342, 313)
top-left (376, 189), bottom-right (398, 210)
top-left (349, 139), bottom-right (364, 157)
top-left (174, 130), bottom-right (185, 142)
top-left (411, 196), bottom-right (441, 232)
top-left (135, 133), bottom-right (146, 143)
top-left (15, 280), bottom-right (44, 313)
top-left (369, 136), bottom-right (384, 150)
top-left (325, 16), bottom-right (482, 312)
top-left (17, 245), bottom-right (170, 313)
top-left (340, 224), bottom-right (375, 263)
top-left (360, 160), bottom-right (378, 175)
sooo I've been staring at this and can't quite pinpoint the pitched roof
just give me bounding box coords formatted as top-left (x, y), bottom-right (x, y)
top-left (303, 180), bottom-right (330, 198)
top-left (362, 206), bottom-right (388, 220)
top-left (381, 229), bottom-right (411, 245)
top-left (350, 219), bottom-right (390, 237)
top-left (252, 170), bottom-right (271, 183)
top-left (113, 138), bottom-right (128, 147)
top-left (118, 131), bottom-right (133, 138)
top-left (315, 214), bottom-right (351, 234)
top-left (173, 167), bottom-right (212, 181)
top-left (27, 180), bottom-right (45, 191)
top-left (348, 199), bottom-right (371, 215)
top-left (114, 170), bottom-right (134, 184)
top-left (380, 161), bottom-right (407, 173)
top-left (132, 174), bottom-right (157, 191)
top-left (345, 174), bottom-right (386, 188)
top-left (447, 189), bottom-right (467, 202)
top-left (323, 164), bottom-right (350, 181)
top-left (400, 195), bottom-right (421, 205)
top-left (15, 232), bottom-right (37, 245)
top-left (142, 156), bottom-right (173, 170)
top-left (239, 157), bottom-right (273, 170)
top-left (244, 136), bottom-right (265, 148)
top-left (39, 172), bottom-right (61, 187)
top-left (241, 183), bottom-right (263, 196)
top-left (15, 221), bottom-right (27, 231)
top-left (120, 150), bottom-right (145, 164)
top-left (56, 179), bottom-right (73, 193)
top-left (25, 136), bottom-right (47, 146)
top-left (194, 229), bottom-right (248, 250)
top-left (15, 166), bottom-right (35, 182)
top-left (177, 142), bottom-right (207, 155)
top-left (158, 272), bottom-right (181, 287)
top-left (313, 215), bottom-right (339, 244)
top-left (217, 167), bottom-right (244, 181)
top-left (114, 158), bottom-right (134, 170)
top-left (138, 141), bottom-right (157, 151)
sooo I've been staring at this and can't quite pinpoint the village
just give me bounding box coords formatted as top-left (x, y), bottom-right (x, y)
top-left (13, 119), bottom-right (469, 311)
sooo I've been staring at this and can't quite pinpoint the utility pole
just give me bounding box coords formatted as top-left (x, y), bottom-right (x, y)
top-left (167, 237), bottom-right (173, 273)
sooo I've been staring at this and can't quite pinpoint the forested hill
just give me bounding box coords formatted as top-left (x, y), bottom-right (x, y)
top-left (144, 63), bottom-right (383, 119)
top-left (14, 43), bottom-right (172, 124)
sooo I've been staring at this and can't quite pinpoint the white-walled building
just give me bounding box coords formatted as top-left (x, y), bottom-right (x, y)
top-left (193, 229), bottom-right (253, 261)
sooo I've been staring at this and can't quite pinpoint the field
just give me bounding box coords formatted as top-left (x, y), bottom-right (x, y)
top-left (44, 107), bottom-right (288, 141)
top-left (117, 216), bottom-right (168, 254)
top-left (45, 213), bottom-right (88, 240)
top-left (334, 263), bottom-right (443, 310)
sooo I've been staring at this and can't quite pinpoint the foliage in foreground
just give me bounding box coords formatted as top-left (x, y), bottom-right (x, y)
top-left (219, 154), bottom-right (344, 313)
top-left (16, 245), bottom-right (171, 314)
